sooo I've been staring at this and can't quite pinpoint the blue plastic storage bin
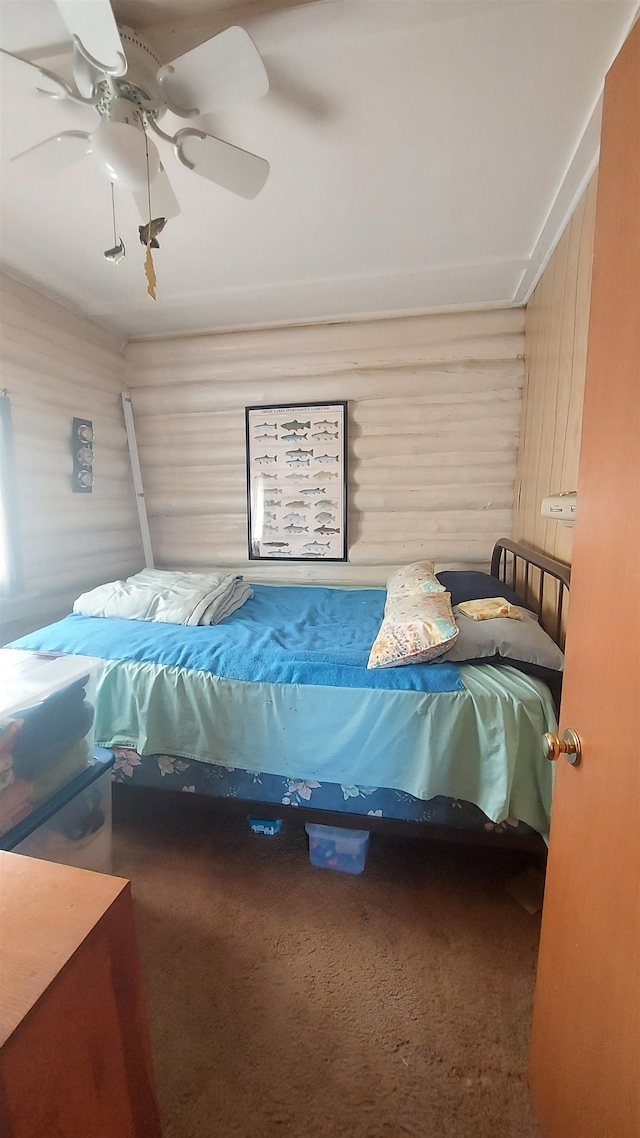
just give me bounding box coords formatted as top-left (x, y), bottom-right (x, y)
top-left (305, 823), bottom-right (370, 874)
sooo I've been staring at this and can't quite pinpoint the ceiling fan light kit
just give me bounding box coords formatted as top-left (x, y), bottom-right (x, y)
top-left (91, 113), bottom-right (160, 192)
top-left (3, 0), bottom-right (271, 296)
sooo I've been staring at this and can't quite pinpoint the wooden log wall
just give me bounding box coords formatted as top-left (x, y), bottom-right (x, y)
top-left (125, 308), bottom-right (525, 586)
top-left (511, 176), bottom-right (597, 639)
top-left (514, 176), bottom-right (597, 566)
top-left (0, 273), bottom-right (143, 640)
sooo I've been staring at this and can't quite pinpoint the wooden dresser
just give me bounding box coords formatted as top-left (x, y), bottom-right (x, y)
top-left (0, 853), bottom-right (161, 1138)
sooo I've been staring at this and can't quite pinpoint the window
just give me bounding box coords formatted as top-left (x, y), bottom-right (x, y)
top-left (0, 392), bottom-right (22, 597)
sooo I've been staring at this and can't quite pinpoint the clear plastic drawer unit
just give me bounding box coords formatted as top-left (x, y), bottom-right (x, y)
top-left (0, 649), bottom-right (104, 844)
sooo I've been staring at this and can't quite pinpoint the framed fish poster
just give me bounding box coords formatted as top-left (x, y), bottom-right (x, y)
top-left (245, 401), bottom-right (348, 561)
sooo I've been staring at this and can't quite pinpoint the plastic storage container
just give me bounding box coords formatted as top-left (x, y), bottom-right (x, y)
top-left (1, 749), bottom-right (114, 873)
top-left (0, 649), bottom-right (103, 834)
top-left (0, 649), bottom-right (102, 719)
top-left (305, 823), bottom-right (370, 875)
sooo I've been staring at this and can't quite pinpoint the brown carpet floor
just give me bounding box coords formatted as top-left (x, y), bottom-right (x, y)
top-left (113, 788), bottom-right (542, 1138)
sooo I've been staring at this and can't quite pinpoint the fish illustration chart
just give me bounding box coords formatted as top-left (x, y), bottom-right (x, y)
top-left (248, 405), bottom-right (345, 558)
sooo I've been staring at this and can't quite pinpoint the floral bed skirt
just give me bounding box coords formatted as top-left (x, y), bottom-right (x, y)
top-left (112, 748), bottom-right (535, 837)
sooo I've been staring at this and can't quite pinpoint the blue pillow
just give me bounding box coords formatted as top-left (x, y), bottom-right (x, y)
top-left (436, 570), bottom-right (532, 611)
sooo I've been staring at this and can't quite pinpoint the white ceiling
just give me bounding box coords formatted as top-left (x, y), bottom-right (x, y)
top-left (0, 0), bottom-right (637, 339)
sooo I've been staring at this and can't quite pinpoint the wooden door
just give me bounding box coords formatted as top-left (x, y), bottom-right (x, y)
top-left (530, 19), bottom-right (640, 1138)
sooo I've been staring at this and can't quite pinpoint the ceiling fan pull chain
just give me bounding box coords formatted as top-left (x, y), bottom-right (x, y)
top-left (103, 183), bottom-right (125, 265)
top-left (143, 128), bottom-right (158, 301)
top-left (111, 183), bottom-right (117, 247)
top-left (144, 126), bottom-right (153, 226)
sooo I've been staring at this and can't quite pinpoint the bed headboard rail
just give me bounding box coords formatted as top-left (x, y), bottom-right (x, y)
top-left (491, 538), bottom-right (571, 647)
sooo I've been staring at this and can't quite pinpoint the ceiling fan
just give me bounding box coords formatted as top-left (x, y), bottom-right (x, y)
top-left (1, 0), bottom-right (272, 225)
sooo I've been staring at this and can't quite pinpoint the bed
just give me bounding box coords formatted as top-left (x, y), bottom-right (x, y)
top-left (8, 540), bottom-right (570, 850)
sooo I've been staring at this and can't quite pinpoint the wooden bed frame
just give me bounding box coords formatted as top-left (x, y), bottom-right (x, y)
top-left (114, 539), bottom-right (571, 854)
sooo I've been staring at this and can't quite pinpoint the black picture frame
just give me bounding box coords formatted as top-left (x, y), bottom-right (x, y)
top-left (245, 401), bottom-right (348, 561)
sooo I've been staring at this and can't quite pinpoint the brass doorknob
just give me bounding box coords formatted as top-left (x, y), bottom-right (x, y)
top-left (542, 728), bottom-right (582, 765)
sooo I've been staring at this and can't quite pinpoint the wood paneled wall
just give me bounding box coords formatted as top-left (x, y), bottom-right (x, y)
top-left (0, 274), bottom-right (143, 640)
top-left (514, 176), bottom-right (597, 565)
top-left (126, 308), bottom-right (525, 586)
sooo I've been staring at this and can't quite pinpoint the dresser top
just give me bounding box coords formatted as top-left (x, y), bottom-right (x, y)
top-left (0, 852), bottom-right (128, 1046)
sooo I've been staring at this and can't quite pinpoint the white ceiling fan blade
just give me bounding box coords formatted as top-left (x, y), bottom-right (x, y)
top-left (178, 132), bottom-right (269, 199)
top-left (54, 0), bottom-right (125, 74)
top-left (162, 27), bottom-right (268, 116)
top-left (133, 165), bottom-right (181, 222)
top-left (10, 131), bottom-right (91, 178)
top-left (0, 47), bottom-right (71, 98)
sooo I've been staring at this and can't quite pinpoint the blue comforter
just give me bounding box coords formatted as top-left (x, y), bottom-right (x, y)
top-left (11, 583), bottom-right (462, 693)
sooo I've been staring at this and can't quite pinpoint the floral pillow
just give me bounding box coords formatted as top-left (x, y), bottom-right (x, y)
top-left (367, 589), bottom-right (458, 669)
top-left (386, 560), bottom-right (446, 597)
